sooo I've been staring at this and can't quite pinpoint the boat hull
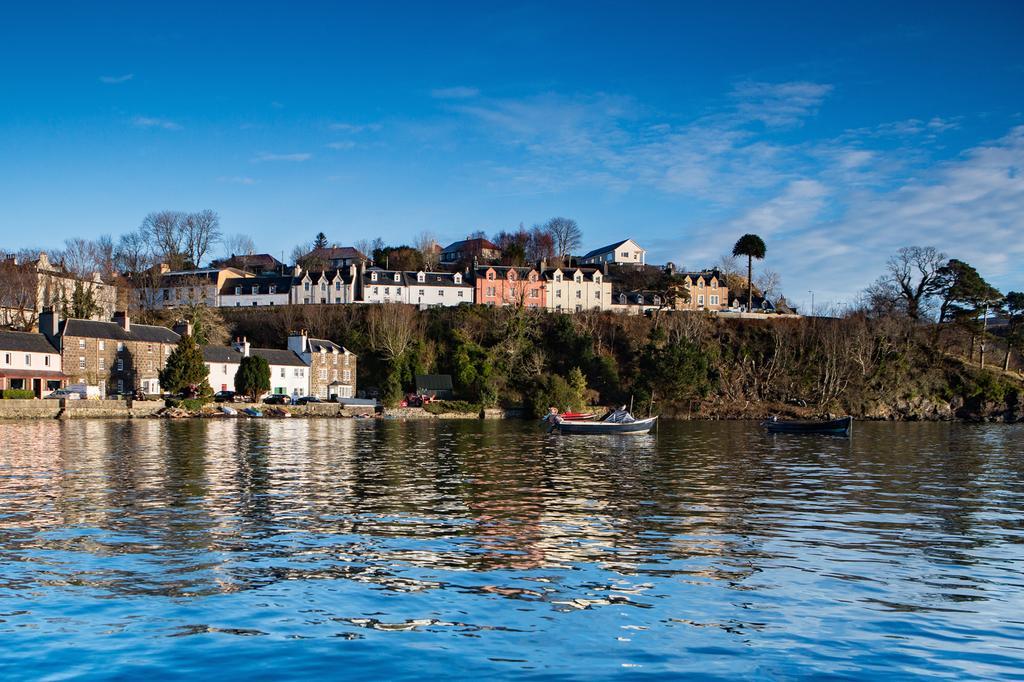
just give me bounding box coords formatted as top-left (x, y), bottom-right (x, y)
top-left (762, 416), bottom-right (852, 436)
top-left (552, 416), bottom-right (658, 435)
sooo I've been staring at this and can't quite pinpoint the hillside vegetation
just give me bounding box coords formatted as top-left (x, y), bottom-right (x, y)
top-left (221, 305), bottom-right (1022, 422)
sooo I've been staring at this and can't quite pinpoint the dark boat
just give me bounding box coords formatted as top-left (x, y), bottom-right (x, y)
top-left (762, 415), bottom-right (852, 436)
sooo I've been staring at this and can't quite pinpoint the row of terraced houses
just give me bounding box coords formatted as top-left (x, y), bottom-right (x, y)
top-left (137, 238), bottom-right (783, 316)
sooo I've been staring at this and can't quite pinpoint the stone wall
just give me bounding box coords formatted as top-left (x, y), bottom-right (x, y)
top-left (0, 398), bottom-right (166, 419)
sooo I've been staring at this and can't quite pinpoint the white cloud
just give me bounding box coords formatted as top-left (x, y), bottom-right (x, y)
top-left (100, 73), bottom-right (134, 84)
top-left (431, 86), bottom-right (480, 99)
top-left (217, 176), bottom-right (257, 185)
top-left (252, 152), bottom-right (312, 162)
top-left (132, 116), bottom-right (181, 130)
top-left (730, 81), bottom-right (834, 128)
top-left (326, 141), bottom-right (356, 150)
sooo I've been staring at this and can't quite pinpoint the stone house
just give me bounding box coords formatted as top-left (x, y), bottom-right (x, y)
top-left (680, 270), bottom-right (730, 312)
top-left (0, 252), bottom-right (116, 329)
top-left (287, 330), bottom-right (357, 399)
top-left (0, 330), bottom-right (65, 397)
top-left (39, 309), bottom-right (180, 396)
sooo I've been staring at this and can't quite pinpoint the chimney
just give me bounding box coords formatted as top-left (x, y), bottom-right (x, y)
top-left (287, 329), bottom-right (308, 355)
top-left (113, 311), bottom-right (130, 332)
top-left (172, 319), bottom-right (193, 338)
top-left (233, 336), bottom-right (251, 357)
top-left (602, 260), bottom-right (609, 275)
top-left (39, 306), bottom-right (59, 343)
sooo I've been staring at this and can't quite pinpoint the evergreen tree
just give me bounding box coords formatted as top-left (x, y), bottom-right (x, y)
top-left (732, 234), bottom-right (767, 312)
top-left (70, 281), bottom-right (101, 319)
top-left (158, 333), bottom-right (210, 397)
top-left (234, 355), bottom-right (271, 401)
top-left (313, 232), bottom-right (328, 250)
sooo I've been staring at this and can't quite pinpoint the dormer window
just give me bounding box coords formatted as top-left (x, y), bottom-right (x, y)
top-left (252, 286), bottom-right (259, 295)
top-left (594, 275), bottom-right (601, 283)
top-left (575, 275), bottom-right (582, 283)
top-left (653, 296), bottom-right (661, 305)
top-left (487, 271), bottom-right (495, 280)
top-left (529, 273), bottom-right (536, 282)
top-left (618, 293), bottom-right (626, 304)
top-left (371, 272), bottom-right (378, 282)
top-left (417, 272), bottom-right (425, 283)
top-left (235, 286), bottom-right (241, 295)
top-left (269, 285), bottom-right (276, 294)
top-left (453, 274), bottom-right (461, 284)
top-left (555, 274), bottom-right (562, 282)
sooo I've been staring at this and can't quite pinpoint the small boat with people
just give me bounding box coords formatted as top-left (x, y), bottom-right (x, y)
top-left (545, 405), bottom-right (658, 435)
top-left (761, 415), bottom-right (853, 436)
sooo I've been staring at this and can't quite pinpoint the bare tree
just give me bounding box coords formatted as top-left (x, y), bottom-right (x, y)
top-left (756, 269), bottom-right (782, 301)
top-left (366, 303), bottom-right (420, 362)
top-left (527, 224), bottom-right (556, 262)
top-left (142, 211), bottom-right (187, 268)
top-left (221, 233), bottom-right (256, 260)
top-left (878, 246), bottom-right (946, 320)
top-left (0, 259), bottom-right (39, 330)
top-left (544, 217), bottom-right (582, 261)
top-left (114, 229), bottom-right (155, 275)
top-left (182, 209), bottom-right (222, 268)
top-left (415, 231), bottom-right (440, 269)
top-left (58, 238), bottom-right (99, 278)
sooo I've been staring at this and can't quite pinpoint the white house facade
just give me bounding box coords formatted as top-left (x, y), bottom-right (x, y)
top-left (542, 267), bottom-right (613, 312)
top-left (202, 339), bottom-right (310, 398)
top-left (408, 271), bottom-right (473, 307)
top-left (579, 239), bottom-right (646, 266)
top-left (219, 275), bottom-right (293, 307)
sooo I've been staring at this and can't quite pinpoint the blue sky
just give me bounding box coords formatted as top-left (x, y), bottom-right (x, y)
top-left (1, 1), bottom-right (1022, 307)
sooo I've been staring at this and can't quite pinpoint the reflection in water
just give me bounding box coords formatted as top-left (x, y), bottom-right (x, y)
top-left (1, 419), bottom-right (1023, 679)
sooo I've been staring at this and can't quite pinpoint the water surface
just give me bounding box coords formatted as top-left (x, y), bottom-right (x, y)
top-left (1, 419), bottom-right (1022, 679)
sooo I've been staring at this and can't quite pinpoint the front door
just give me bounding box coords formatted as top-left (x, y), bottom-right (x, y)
top-left (32, 379), bottom-right (41, 398)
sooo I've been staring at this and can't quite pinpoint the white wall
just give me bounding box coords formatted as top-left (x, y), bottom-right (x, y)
top-left (221, 292), bottom-right (290, 307)
top-left (205, 360), bottom-right (310, 397)
top-left (409, 284), bottom-right (473, 306)
top-left (0, 349), bottom-right (60, 373)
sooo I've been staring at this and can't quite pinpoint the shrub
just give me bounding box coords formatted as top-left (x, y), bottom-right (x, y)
top-left (165, 397), bottom-right (210, 411)
top-left (423, 400), bottom-right (479, 415)
top-left (1, 389), bottom-right (36, 399)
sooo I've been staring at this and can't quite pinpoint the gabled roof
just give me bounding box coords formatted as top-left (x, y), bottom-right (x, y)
top-left (202, 346), bottom-right (243, 363)
top-left (405, 271), bottom-right (470, 287)
top-left (441, 238), bottom-right (499, 254)
top-left (299, 268), bottom-right (356, 284)
top-left (214, 253), bottom-right (283, 270)
top-left (540, 266), bottom-right (606, 281)
top-left (363, 269), bottom-right (407, 284)
top-left (0, 330), bottom-right (59, 354)
top-left (130, 324), bottom-right (181, 344)
top-left (306, 246), bottom-right (366, 261)
top-left (580, 239), bottom-right (643, 260)
top-left (308, 337), bottom-right (352, 354)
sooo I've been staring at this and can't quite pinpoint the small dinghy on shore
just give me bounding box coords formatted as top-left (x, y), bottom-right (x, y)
top-left (242, 407), bottom-right (263, 418)
top-left (762, 415), bottom-right (853, 436)
top-left (220, 405), bottom-right (238, 416)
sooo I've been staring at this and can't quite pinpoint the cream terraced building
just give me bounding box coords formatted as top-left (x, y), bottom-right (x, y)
top-left (542, 266), bottom-right (613, 313)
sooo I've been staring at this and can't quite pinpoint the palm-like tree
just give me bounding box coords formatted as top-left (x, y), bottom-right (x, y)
top-left (732, 234), bottom-right (767, 312)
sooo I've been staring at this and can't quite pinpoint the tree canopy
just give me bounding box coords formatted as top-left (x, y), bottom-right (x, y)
top-left (732, 234), bottom-right (767, 311)
top-left (234, 355), bottom-right (271, 401)
top-left (158, 333), bottom-right (210, 397)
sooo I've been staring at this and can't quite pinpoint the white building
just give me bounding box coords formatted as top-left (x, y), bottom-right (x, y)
top-left (137, 266), bottom-right (252, 310)
top-left (0, 329), bottom-right (64, 397)
top-left (219, 274), bottom-right (293, 307)
top-left (579, 239), bottom-right (646, 266)
top-left (202, 338), bottom-right (309, 398)
top-left (542, 266), bottom-right (612, 313)
top-left (407, 271), bottom-right (473, 307)
top-left (362, 269), bottom-right (409, 304)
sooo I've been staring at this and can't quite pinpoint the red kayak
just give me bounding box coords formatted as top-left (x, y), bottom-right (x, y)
top-left (560, 412), bottom-right (596, 421)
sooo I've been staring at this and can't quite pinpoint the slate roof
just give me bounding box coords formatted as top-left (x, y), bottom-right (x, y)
top-left (0, 330), bottom-right (59, 354)
top-left (405, 271), bottom-right (470, 287)
top-left (300, 268), bottom-right (356, 284)
top-left (214, 253), bottom-right (283, 271)
top-left (308, 337), bottom-right (351, 354)
top-left (220, 275), bottom-right (293, 296)
top-left (60, 319), bottom-right (179, 344)
top-left (540, 266), bottom-right (607, 281)
top-left (306, 247), bottom-right (366, 262)
top-left (581, 239), bottom-right (640, 260)
top-left (130, 324), bottom-right (181, 344)
top-left (202, 346), bottom-right (309, 367)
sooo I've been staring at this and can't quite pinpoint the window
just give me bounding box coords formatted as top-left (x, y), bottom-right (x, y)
top-left (117, 380), bottom-right (123, 393)
top-left (698, 295), bottom-right (705, 306)
top-left (304, 282), bottom-right (310, 291)
top-left (417, 273), bottom-right (425, 283)
top-left (236, 302), bottom-right (241, 307)
top-left (270, 285), bottom-right (277, 295)
top-left (252, 286), bottom-right (259, 295)
top-left (24, 354), bottom-right (31, 366)
top-left (576, 290), bottom-right (582, 299)
top-left (371, 272), bottom-right (378, 282)
top-left (79, 356), bottom-right (86, 369)
top-left (148, 344), bottom-right (153, 353)
top-left (223, 365), bottom-right (228, 374)
top-left (396, 287), bottom-right (402, 295)
top-left (710, 295), bottom-right (719, 305)
top-left (117, 359), bottom-right (124, 371)
top-left (595, 291), bottom-right (601, 299)
top-left (393, 273), bottom-right (400, 282)
top-left (45, 356), bottom-right (50, 367)
top-left (419, 289), bottom-right (425, 297)
top-left (304, 297), bottom-right (310, 304)
top-left (99, 357), bottom-right (105, 370)
top-left (653, 296), bottom-right (661, 306)
top-left (252, 302), bottom-right (258, 306)
top-left (3, 353), bottom-right (10, 364)
top-left (343, 370), bottom-right (351, 382)
top-left (556, 290), bottom-right (562, 298)
top-left (487, 272), bottom-right (495, 280)
top-left (98, 340), bottom-right (105, 351)
top-left (621, 251), bottom-right (629, 258)
top-left (118, 342), bottom-right (124, 352)
top-left (619, 294), bottom-right (626, 304)
top-left (454, 274), bottom-right (461, 284)
top-left (235, 287), bottom-right (242, 295)
top-left (458, 290), bottom-right (464, 298)
top-left (335, 297), bottom-right (341, 304)
top-left (575, 304), bottom-right (582, 312)
top-left (320, 283), bottom-right (326, 291)
top-left (373, 286), bottom-right (379, 295)
top-left (438, 289), bottom-right (444, 297)
top-left (78, 339), bottom-right (86, 350)
top-left (529, 289), bottom-right (538, 298)
top-left (384, 287), bottom-right (390, 295)
top-left (281, 368), bottom-right (285, 378)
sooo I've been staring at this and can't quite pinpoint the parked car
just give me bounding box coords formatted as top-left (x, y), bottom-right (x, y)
top-left (65, 383), bottom-right (101, 400)
top-left (294, 396), bottom-right (321, 405)
top-left (213, 390), bottom-right (238, 403)
top-left (45, 389), bottom-right (81, 400)
top-left (263, 394), bottom-right (292, 405)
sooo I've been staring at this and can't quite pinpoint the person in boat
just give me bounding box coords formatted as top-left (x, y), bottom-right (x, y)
top-left (604, 405), bottom-right (636, 423)
top-left (546, 406), bottom-right (562, 424)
